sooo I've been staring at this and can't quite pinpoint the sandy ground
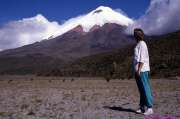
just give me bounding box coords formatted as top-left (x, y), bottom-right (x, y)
top-left (0, 75), bottom-right (179, 119)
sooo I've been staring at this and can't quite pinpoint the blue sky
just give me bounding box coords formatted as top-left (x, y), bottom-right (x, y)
top-left (0, 0), bottom-right (179, 50)
top-left (0, 0), bottom-right (150, 24)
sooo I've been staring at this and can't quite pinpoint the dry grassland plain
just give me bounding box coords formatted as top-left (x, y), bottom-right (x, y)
top-left (0, 75), bottom-right (179, 119)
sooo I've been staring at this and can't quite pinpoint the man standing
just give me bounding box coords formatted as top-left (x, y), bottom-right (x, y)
top-left (133, 28), bottom-right (153, 115)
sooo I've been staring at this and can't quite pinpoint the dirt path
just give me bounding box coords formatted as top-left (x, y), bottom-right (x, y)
top-left (0, 76), bottom-right (179, 119)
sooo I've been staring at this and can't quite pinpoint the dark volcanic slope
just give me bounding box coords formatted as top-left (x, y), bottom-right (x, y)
top-left (61, 30), bottom-right (180, 78)
top-left (0, 23), bottom-right (133, 60)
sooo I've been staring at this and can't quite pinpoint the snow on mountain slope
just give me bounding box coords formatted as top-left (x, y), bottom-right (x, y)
top-left (53, 6), bottom-right (134, 37)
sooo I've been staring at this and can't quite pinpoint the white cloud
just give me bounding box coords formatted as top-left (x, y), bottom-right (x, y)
top-left (0, 14), bottom-right (61, 50)
top-left (127, 0), bottom-right (180, 35)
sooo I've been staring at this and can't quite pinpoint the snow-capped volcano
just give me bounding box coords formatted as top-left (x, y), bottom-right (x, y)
top-left (0, 6), bottom-right (134, 51)
top-left (52, 6), bottom-right (133, 37)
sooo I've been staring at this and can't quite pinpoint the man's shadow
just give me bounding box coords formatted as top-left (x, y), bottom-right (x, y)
top-left (103, 106), bottom-right (138, 114)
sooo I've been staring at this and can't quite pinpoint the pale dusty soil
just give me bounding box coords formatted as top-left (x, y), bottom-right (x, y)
top-left (0, 75), bottom-right (179, 119)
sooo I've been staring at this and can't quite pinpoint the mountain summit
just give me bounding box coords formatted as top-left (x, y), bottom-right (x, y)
top-left (77, 6), bottom-right (133, 31)
top-left (52, 6), bottom-right (133, 37)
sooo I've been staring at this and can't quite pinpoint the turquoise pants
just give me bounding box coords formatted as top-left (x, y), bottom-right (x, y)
top-left (135, 71), bottom-right (153, 108)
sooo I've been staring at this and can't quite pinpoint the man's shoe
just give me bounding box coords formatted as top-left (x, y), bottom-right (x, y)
top-left (144, 108), bottom-right (154, 115)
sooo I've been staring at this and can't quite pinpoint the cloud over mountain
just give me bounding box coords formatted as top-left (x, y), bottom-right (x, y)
top-left (0, 14), bottom-right (61, 50)
top-left (128, 0), bottom-right (180, 35)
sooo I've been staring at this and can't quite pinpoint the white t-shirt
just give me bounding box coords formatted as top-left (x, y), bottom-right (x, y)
top-left (133, 40), bottom-right (150, 72)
